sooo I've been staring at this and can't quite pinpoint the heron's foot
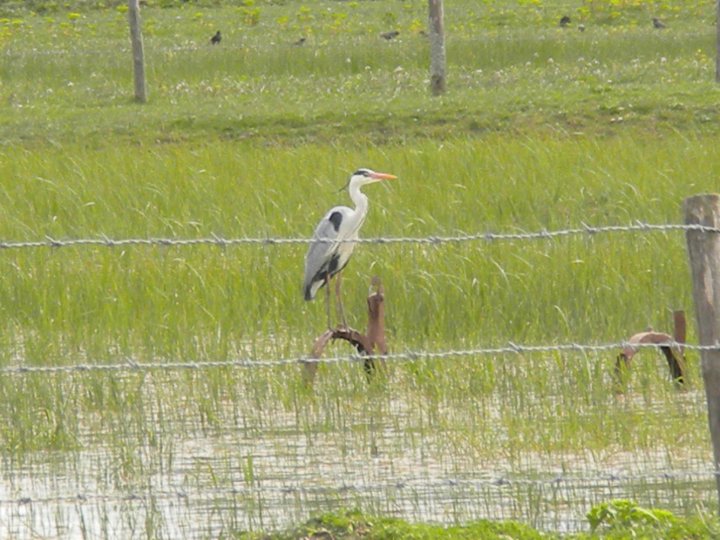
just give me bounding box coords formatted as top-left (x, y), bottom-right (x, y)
top-left (328, 322), bottom-right (350, 332)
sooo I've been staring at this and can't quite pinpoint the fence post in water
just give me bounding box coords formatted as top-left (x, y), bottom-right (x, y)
top-left (684, 194), bottom-right (720, 511)
top-left (128, 0), bottom-right (147, 103)
top-left (303, 277), bottom-right (387, 386)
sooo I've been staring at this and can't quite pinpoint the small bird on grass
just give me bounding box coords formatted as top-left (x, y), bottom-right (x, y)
top-left (652, 17), bottom-right (666, 29)
top-left (210, 30), bottom-right (222, 44)
top-left (293, 37), bottom-right (306, 46)
top-left (380, 30), bottom-right (400, 40)
top-left (559, 15), bottom-right (571, 27)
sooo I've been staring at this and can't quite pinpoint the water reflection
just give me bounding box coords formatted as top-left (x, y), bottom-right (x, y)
top-left (0, 429), bottom-right (714, 537)
top-left (0, 373), bottom-right (714, 539)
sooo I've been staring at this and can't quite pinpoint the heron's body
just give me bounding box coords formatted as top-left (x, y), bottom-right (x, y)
top-left (303, 168), bottom-right (396, 326)
top-left (304, 205), bottom-right (365, 300)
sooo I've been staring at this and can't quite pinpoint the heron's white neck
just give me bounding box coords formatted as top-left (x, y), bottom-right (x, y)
top-left (346, 180), bottom-right (371, 235)
top-left (349, 180), bottom-right (369, 213)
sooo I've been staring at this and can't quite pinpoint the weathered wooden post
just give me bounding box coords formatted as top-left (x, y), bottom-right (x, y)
top-left (428, 0), bottom-right (446, 96)
top-left (303, 277), bottom-right (387, 386)
top-left (128, 0), bottom-right (147, 103)
top-left (614, 310), bottom-right (686, 388)
top-left (684, 194), bottom-right (720, 510)
top-left (716, 0), bottom-right (720, 82)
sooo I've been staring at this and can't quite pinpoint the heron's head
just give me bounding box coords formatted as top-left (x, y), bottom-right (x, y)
top-left (340, 168), bottom-right (397, 191)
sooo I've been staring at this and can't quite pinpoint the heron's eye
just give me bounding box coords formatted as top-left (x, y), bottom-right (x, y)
top-left (353, 169), bottom-right (371, 177)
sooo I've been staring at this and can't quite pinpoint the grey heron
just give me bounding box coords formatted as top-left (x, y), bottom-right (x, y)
top-left (303, 168), bottom-right (397, 328)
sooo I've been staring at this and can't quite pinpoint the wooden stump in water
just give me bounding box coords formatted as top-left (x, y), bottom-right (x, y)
top-left (303, 277), bottom-right (387, 385)
top-left (614, 310), bottom-right (686, 388)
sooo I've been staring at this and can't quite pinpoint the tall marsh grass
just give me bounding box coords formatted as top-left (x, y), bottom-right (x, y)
top-left (0, 134), bottom-right (707, 362)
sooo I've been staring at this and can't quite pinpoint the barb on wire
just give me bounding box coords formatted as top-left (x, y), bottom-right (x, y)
top-left (1, 340), bottom-right (715, 376)
top-left (0, 222), bottom-right (716, 251)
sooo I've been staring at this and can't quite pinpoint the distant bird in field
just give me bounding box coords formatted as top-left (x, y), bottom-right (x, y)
top-left (652, 17), bottom-right (666, 29)
top-left (381, 30), bottom-right (400, 40)
top-left (210, 30), bottom-right (221, 44)
top-left (293, 37), bottom-right (306, 46)
top-left (578, 23), bottom-right (585, 32)
top-left (559, 15), bottom-right (571, 27)
top-left (303, 168), bottom-right (397, 329)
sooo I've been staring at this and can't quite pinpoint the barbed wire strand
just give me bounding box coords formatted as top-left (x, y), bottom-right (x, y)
top-left (0, 222), bottom-right (716, 251)
top-left (4, 28), bottom-right (717, 59)
top-left (0, 340), bottom-right (707, 376)
top-left (1, 468), bottom-right (715, 508)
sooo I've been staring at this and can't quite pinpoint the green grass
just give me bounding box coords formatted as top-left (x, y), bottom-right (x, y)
top-left (0, 0), bottom-right (719, 536)
top-left (1, 0), bottom-right (719, 145)
top-left (238, 505), bottom-right (720, 539)
top-left (0, 135), bottom-right (706, 358)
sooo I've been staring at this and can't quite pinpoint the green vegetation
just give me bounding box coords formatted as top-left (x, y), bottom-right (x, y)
top-left (241, 508), bottom-right (547, 539)
top-left (0, 0), bottom-right (719, 537)
top-left (0, 0), bottom-right (718, 146)
top-left (240, 503), bottom-right (720, 539)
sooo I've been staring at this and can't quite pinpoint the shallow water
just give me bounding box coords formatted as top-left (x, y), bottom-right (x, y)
top-left (0, 389), bottom-right (713, 539)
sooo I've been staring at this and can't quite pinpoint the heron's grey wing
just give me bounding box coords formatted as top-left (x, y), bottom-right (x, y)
top-left (303, 212), bottom-right (344, 297)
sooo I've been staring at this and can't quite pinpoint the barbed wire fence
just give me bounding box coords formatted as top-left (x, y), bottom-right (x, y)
top-left (0, 220), bottom-right (715, 375)
top-left (0, 341), bottom-right (709, 376)
top-left (1, 468), bottom-right (716, 506)
top-left (0, 221), bottom-right (714, 250)
top-left (1, 218), bottom-right (719, 535)
top-left (4, 5), bottom-right (720, 531)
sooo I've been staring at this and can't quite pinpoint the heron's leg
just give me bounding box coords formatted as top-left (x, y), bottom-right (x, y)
top-left (324, 275), bottom-right (332, 330)
top-left (335, 273), bottom-right (348, 329)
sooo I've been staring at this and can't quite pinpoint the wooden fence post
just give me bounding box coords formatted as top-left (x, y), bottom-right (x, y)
top-left (428, 0), bottom-right (446, 96)
top-left (128, 0), bottom-right (147, 103)
top-left (717, 0), bottom-right (720, 82)
top-left (303, 277), bottom-right (387, 386)
top-left (684, 194), bottom-right (720, 510)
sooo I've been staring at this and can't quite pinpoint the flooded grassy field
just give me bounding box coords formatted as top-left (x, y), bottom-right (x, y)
top-left (0, 359), bottom-right (713, 538)
top-left (2, 0), bottom-right (720, 536)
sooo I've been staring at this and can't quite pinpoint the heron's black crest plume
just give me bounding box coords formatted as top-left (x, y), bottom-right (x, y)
top-left (337, 169), bottom-right (371, 193)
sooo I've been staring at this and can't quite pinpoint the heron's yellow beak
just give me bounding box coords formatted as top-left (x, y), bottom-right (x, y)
top-left (371, 172), bottom-right (397, 180)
